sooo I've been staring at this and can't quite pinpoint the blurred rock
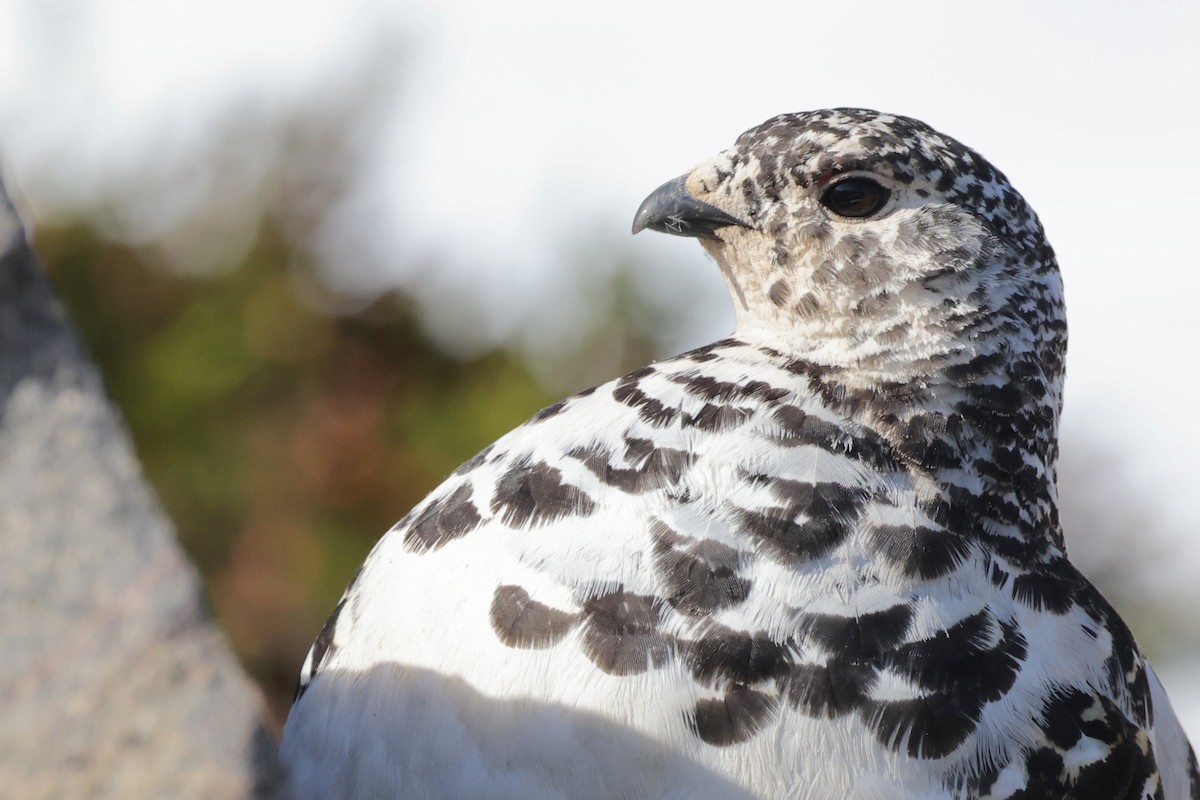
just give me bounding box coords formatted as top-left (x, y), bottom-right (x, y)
top-left (0, 177), bottom-right (285, 796)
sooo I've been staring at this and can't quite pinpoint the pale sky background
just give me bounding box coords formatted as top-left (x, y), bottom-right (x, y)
top-left (1, 0), bottom-right (1197, 732)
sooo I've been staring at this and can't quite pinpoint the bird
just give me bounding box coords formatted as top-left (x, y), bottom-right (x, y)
top-left (279, 109), bottom-right (1200, 799)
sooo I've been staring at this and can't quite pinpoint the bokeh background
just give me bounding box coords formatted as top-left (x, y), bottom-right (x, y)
top-left (1, 0), bottom-right (1197, 735)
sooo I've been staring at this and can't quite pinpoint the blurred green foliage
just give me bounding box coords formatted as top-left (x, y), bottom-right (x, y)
top-left (37, 220), bottom-right (582, 725)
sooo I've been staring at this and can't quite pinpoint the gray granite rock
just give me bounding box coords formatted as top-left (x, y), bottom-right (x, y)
top-left (0, 177), bottom-right (286, 798)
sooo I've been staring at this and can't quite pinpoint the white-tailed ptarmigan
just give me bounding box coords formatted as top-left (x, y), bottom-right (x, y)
top-left (280, 109), bottom-right (1200, 799)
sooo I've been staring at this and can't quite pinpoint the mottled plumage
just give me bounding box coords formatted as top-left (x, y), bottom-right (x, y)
top-left (280, 109), bottom-right (1199, 799)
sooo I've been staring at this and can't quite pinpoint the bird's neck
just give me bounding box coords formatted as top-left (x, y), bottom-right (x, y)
top-left (750, 335), bottom-right (1066, 566)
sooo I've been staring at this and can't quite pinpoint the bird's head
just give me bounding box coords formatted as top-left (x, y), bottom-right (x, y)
top-left (634, 109), bottom-right (1066, 410)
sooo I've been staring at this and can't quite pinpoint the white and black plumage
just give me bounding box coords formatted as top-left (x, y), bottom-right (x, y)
top-left (280, 109), bottom-right (1199, 799)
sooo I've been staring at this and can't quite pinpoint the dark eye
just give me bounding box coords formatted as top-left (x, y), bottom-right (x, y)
top-left (819, 177), bottom-right (890, 218)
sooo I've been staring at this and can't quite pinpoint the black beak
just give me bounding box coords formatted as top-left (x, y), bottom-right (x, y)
top-left (631, 175), bottom-right (750, 240)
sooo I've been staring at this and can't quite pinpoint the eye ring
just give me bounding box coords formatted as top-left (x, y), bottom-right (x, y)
top-left (819, 176), bottom-right (891, 219)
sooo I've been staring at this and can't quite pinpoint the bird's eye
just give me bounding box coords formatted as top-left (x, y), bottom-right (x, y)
top-left (819, 177), bottom-right (890, 219)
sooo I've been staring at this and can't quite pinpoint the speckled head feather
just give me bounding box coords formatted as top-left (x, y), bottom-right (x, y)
top-left (282, 110), bottom-right (1198, 800)
top-left (667, 109), bottom-right (1065, 403)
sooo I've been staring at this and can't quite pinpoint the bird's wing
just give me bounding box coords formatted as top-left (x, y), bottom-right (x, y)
top-left (292, 340), bottom-right (870, 707)
top-left (280, 341), bottom-right (937, 798)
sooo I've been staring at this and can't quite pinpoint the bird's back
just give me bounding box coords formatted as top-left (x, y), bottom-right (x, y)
top-left (282, 339), bottom-right (1193, 799)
